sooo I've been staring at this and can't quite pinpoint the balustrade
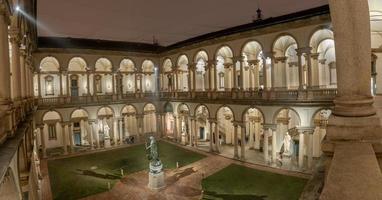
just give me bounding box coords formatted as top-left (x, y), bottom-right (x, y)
top-left (35, 88), bottom-right (337, 107)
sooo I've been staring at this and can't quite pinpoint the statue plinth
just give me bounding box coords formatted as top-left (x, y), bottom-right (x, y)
top-left (148, 171), bottom-right (165, 190)
top-left (146, 136), bottom-right (166, 190)
top-left (104, 136), bottom-right (111, 148)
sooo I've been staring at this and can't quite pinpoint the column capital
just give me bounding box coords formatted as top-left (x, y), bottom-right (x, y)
top-left (296, 126), bottom-right (315, 134)
top-left (262, 123), bottom-right (277, 130)
top-left (232, 121), bottom-right (245, 127)
top-left (296, 47), bottom-right (312, 55)
top-left (232, 56), bottom-right (244, 63)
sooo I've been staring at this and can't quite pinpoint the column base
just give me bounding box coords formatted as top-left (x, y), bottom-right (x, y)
top-left (326, 114), bottom-right (382, 141)
top-left (333, 96), bottom-right (376, 117)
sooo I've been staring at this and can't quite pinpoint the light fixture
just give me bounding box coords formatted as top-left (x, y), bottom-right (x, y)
top-left (16, 6), bottom-right (20, 11)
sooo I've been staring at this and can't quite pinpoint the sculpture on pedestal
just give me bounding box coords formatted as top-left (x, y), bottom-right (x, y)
top-left (146, 136), bottom-right (165, 190)
top-left (146, 136), bottom-right (163, 174)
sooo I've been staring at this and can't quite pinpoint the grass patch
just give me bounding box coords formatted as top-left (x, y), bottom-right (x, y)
top-left (48, 141), bottom-right (205, 200)
top-left (202, 164), bottom-right (307, 200)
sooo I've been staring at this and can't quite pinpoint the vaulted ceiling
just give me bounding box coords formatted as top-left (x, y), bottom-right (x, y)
top-left (37, 0), bottom-right (328, 46)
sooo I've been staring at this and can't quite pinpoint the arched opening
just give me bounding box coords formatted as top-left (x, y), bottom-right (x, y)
top-left (216, 106), bottom-right (235, 157)
top-left (194, 51), bottom-right (208, 91)
top-left (41, 111), bottom-right (63, 156)
top-left (162, 59), bottom-right (173, 92)
top-left (143, 103), bottom-right (157, 137)
top-left (163, 102), bottom-right (175, 139)
top-left (177, 103), bottom-right (191, 145)
top-left (68, 57), bottom-right (88, 97)
top-left (273, 35), bottom-right (299, 89)
top-left (70, 109), bottom-right (90, 148)
top-left (272, 108), bottom-right (300, 169)
top-left (141, 60), bottom-right (156, 93)
top-left (215, 46), bottom-right (234, 91)
top-left (242, 41), bottom-right (264, 90)
top-left (97, 107), bottom-right (115, 148)
top-left (194, 105), bottom-right (210, 151)
top-left (119, 59), bottom-right (136, 94)
top-left (309, 28), bottom-right (335, 89)
top-left (95, 58), bottom-right (113, 95)
top-left (121, 105), bottom-right (138, 143)
top-left (243, 108), bottom-right (264, 162)
top-left (176, 55), bottom-right (189, 92)
top-left (37, 57), bottom-right (60, 97)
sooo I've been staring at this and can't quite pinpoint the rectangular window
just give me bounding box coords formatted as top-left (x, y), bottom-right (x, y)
top-left (48, 124), bottom-right (57, 140)
top-left (45, 76), bottom-right (54, 96)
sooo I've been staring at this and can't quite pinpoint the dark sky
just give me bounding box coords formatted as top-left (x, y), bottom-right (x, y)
top-left (37, 0), bottom-right (328, 46)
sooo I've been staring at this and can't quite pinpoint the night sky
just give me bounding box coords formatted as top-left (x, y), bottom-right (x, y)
top-left (37, 0), bottom-right (328, 46)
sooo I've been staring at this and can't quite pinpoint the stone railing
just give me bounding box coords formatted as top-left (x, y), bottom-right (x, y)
top-left (35, 88), bottom-right (337, 108)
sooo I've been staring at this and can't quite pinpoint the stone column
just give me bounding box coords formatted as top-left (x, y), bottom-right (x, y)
top-left (37, 73), bottom-right (42, 97)
top-left (214, 121), bottom-right (219, 153)
top-left (124, 115), bottom-right (129, 137)
top-left (86, 71), bottom-right (90, 95)
top-left (263, 128), bottom-right (269, 163)
top-left (240, 124), bottom-right (245, 160)
top-left (213, 62), bottom-right (218, 91)
top-left (89, 121), bottom-right (94, 149)
top-left (68, 123), bottom-right (74, 152)
top-left (156, 114), bottom-right (162, 138)
top-left (113, 118), bottom-right (118, 145)
top-left (298, 130), bottom-right (304, 169)
top-left (80, 119), bottom-right (85, 145)
top-left (254, 119), bottom-right (261, 150)
top-left (173, 115), bottom-right (178, 141)
top-left (193, 118), bottom-right (197, 146)
top-left (320, 2), bottom-right (382, 198)
top-left (94, 121), bottom-right (100, 148)
top-left (262, 57), bottom-right (268, 89)
top-left (61, 124), bottom-right (68, 154)
top-left (233, 123), bottom-right (239, 159)
top-left (39, 126), bottom-right (47, 158)
top-left (297, 51), bottom-right (304, 90)
top-left (209, 119), bottom-right (214, 152)
top-left (19, 49), bottom-right (26, 98)
top-left (0, 8), bottom-right (11, 105)
top-left (119, 118), bottom-right (123, 144)
top-left (307, 132), bottom-right (313, 169)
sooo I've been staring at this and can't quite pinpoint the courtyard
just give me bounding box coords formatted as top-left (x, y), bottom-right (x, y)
top-left (47, 141), bottom-right (205, 200)
top-left (45, 141), bottom-right (309, 200)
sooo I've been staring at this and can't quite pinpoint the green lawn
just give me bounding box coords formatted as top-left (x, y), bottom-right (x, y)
top-left (202, 164), bottom-right (308, 200)
top-left (48, 141), bottom-right (205, 200)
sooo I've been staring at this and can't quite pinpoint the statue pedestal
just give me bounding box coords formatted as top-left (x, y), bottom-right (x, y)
top-left (181, 134), bottom-right (187, 145)
top-left (104, 137), bottom-right (111, 148)
top-left (148, 171), bottom-right (165, 190)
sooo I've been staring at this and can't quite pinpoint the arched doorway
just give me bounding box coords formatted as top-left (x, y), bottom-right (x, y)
top-left (70, 109), bottom-right (89, 147)
top-left (97, 107), bottom-right (115, 148)
top-left (41, 111), bottom-right (63, 156)
top-left (243, 108), bottom-right (264, 162)
top-left (216, 106), bottom-right (235, 156)
top-left (195, 105), bottom-right (210, 151)
top-left (121, 105), bottom-right (138, 143)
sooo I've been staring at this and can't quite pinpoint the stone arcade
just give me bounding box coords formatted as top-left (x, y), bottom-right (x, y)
top-left (0, 0), bottom-right (381, 199)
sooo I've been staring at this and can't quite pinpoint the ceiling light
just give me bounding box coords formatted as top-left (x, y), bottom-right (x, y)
top-left (16, 6), bottom-right (20, 11)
